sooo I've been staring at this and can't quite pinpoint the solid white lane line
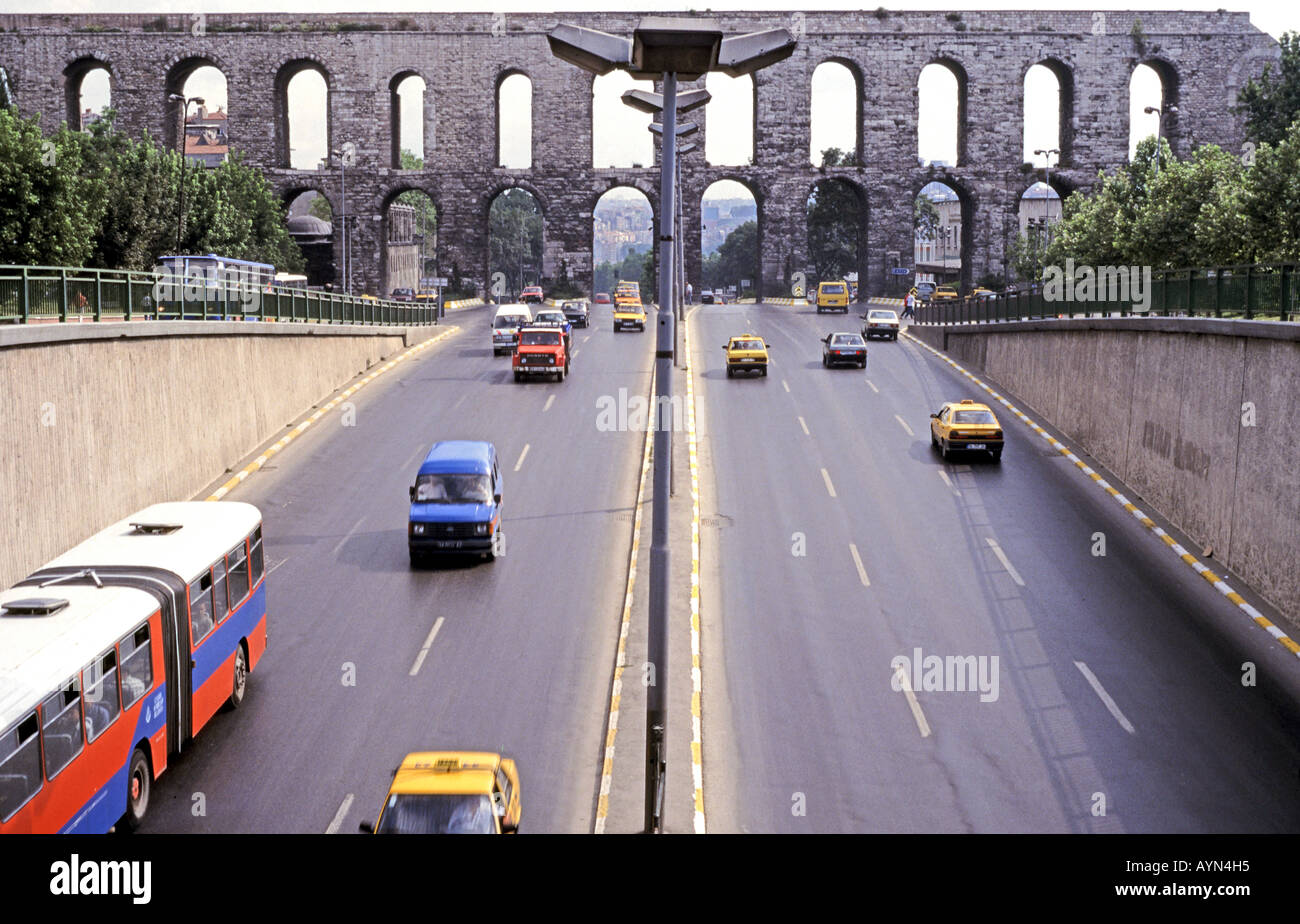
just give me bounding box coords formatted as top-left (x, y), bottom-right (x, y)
top-left (1074, 661), bottom-right (1136, 735)
top-left (937, 470), bottom-right (954, 489)
top-left (266, 557), bottom-right (289, 577)
top-left (849, 543), bottom-right (871, 587)
top-left (798, 416), bottom-right (810, 436)
top-left (782, 379), bottom-right (790, 392)
top-left (409, 616), bottom-right (446, 677)
top-left (325, 794), bottom-right (354, 834)
top-left (984, 537), bottom-right (1025, 586)
top-left (894, 665), bottom-right (932, 738)
top-left (894, 415), bottom-right (914, 437)
top-left (866, 379), bottom-right (879, 393)
top-left (331, 515), bottom-right (366, 556)
top-left (821, 468), bottom-right (837, 498)
top-left (543, 394), bottom-right (556, 413)
top-left (514, 443), bottom-right (530, 472)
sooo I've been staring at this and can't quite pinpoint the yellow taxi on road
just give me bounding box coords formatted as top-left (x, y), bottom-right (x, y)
top-left (929, 398), bottom-right (1004, 462)
top-left (613, 294), bottom-right (647, 332)
top-left (361, 751), bottom-right (521, 834)
top-left (816, 280), bottom-right (851, 313)
top-left (723, 333), bottom-right (770, 378)
top-left (933, 284), bottom-right (959, 302)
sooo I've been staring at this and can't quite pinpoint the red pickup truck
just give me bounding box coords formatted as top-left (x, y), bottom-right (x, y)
top-left (512, 327), bottom-right (569, 382)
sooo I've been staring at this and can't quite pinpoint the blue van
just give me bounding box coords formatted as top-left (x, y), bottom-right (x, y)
top-left (408, 441), bottom-right (503, 566)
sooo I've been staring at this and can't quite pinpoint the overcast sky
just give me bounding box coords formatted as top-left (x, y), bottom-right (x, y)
top-left (59, 1), bottom-right (1300, 205)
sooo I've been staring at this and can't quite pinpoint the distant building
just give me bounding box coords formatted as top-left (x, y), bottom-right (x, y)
top-left (913, 182), bottom-right (962, 285)
top-left (1018, 182), bottom-right (1063, 236)
top-left (387, 202), bottom-right (420, 294)
top-left (184, 105), bottom-right (229, 167)
top-left (286, 213), bottom-right (335, 287)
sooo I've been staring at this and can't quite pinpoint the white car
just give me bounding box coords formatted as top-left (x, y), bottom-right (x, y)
top-left (860, 308), bottom-right (900, 341)
top-left (492, 304), bottom-right (532, 355)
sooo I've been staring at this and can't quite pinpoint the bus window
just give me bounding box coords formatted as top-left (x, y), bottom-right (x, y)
top-left (212, 558), bottom-right (228, 624)
top-left (82, 650), bottom-right (121, 743)
top-left (120, 624), bottom-right (153, 710)
top-left (0, 713), bottom-right (41, 821)
top-left (227, 541), bottom-right (249, 607)
top-left (189, 572), bottom-right (215, 644)
top-left (249, 525), bottom-right (264, 584)
top-left (41, 679), bottom-right (84, 779)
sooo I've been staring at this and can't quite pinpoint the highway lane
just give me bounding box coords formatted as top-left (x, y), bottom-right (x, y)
top-left (138, 303), bottom-right (655, 833)
top-left (693, 302), bottom-right (1300, 833)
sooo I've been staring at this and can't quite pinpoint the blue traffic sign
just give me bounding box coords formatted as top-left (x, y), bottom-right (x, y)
top-left (890, 267), bottom-right (912, 275)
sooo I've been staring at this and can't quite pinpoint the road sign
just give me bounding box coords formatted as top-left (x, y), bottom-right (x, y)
top-left (741, 279), bottom-right (751, 288)
top-left (891, 267), bottom-right (911, 275)
top-left (422, 277), bottom-right (449, 288)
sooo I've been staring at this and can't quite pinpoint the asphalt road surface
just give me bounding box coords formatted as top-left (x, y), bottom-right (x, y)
top-left (691, 302), bottom-right (1300, 833)
top-left (140, 303), bottom-right (654, 833)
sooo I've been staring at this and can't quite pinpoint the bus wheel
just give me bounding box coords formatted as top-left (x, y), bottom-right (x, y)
top-left (124, 748), bottom-right (151, 831)
top-left (228, 643), bottom-right (249, 710)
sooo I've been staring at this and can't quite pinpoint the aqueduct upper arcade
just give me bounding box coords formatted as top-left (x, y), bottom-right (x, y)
top-left (0, 9), bottom-right (1278, 298)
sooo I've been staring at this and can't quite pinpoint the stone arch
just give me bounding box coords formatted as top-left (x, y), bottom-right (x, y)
top-left (63, 56), bottom-right (114, 131)
top-left (1132, 56), bottom-right (1181, 157)
top-left (273, 57), bottom-right (331, 168)
top-left (593, 183), bottom-right (658, 296)
top-left (1023, 57), bottom-right (1075, 166)
top-left (807, 174), bottom-right (868, 295)
top-left (917, 56), bottom-right (969, 167)
top-left (378, 182), bottom-right (440, 298)
top-left (388, 68), bottom-right (429, 168)
top-left (495, 68), bottom-right (533, 169)
top-left (912, 174), bottom-right (973, 293)
top-left (162, 55), bottom-right (229, 151)
top-left (809, 57), bottom-right (862, 165)
top-left (484, 181), bottom-right (546, 297)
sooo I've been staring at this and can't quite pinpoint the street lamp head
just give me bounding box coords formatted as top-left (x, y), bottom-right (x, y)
top-left (168, 93), bottom-right (184, 102)
top-left (191, 97), bottom-right (205, 106)
top-left (621, 87), bottom-right (712, 115)
top-left (546, 23), bottom-right (632, 75)
top-left (629, 17), bottom-right (723, 79)
top-left (716, 28), bottom-right (797, 77)
top-left (1144, 105), bottom-right (1160, 115)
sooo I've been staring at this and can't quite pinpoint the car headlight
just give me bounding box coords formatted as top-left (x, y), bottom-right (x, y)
top-left (411, 523), bottom-right (425, 535)
top-left (475, 522), bottom-right (489, 536)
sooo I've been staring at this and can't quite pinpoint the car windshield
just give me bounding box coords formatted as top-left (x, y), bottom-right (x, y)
top-left (732, 339), bottom-right (764, 350)
top-left (831, 335), bottom-right (863, 345)
top-left (952, 410), bottom-right (996, 424)
top-left (870, 311), bottom-right (897, 320)
top-left (519, 330), bottom-right (561, 346)
top-left (536, 313), bottom-right (564, 323)
top-left (376, 793), bottom-right (496, 834)
top-left (414, 473), bottom-right (493, 504)
top-left (821, 284), bottom-right (845, 293)
top-left (495, 315), bottom-right (527, 328)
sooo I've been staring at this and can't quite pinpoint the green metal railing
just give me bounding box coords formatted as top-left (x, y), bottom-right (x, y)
top-left (915, 263), bottom-right (1299, 326)
top-left (0, 265), bottom-right (443, 326)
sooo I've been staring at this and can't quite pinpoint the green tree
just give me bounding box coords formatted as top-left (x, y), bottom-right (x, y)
top-left (396, 149), bottom-right (437, 283)
top-left (703, 220), bottom-right (757, 292)
top-left (1237, 32), bottom-right (1300, 147)
top-left (913, 193), bottom-right (941, 246)
top-left (489, 188), bottom-right (542, 297)
top-left (807, 177), bottom-right (860, 282)
top-left (0, 108), bottom-right (102, 265)
top-left (307, 194), bottom-right (333, 221)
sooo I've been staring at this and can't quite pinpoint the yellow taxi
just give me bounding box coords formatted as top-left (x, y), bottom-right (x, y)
top-left (361, 751), bottom-right (521, 834)
top-left (932, 284), bottom-right (959, 302)
top-left (613, 294), bottom-right (647, 332)
top-left (929, 398), bottom-right (1004, 462)
top-left (816, 280), bottom-right (851, 313)
top-left (723, 333), bottom-right (770, 378)
top-left (970, 287), bottom-right (996, 299)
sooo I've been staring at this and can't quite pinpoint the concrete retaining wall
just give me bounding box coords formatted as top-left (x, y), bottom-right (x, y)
top-left (913, 318), bottom-right (1300, 620)
top-left (0, 321), bottom-right (439, 589)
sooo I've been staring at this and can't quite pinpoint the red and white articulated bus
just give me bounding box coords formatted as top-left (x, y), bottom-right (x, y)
top-left (0, 502), bottom-right (268, 833)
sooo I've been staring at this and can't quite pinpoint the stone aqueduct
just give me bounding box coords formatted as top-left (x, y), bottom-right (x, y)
top-left (0, 10), bottom-right (1280, 299)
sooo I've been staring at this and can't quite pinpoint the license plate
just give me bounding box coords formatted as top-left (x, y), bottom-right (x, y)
top-left (966, 443), bottom-right (986, 450)
top-left (434, 540), bottom-right (464, 548)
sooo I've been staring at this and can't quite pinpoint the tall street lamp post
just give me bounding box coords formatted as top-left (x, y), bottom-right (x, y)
top-left (168, 94), bottom-right (204, 256)
top-left (1143, 104), bottom-right (1178, 178)
top-left (549, 16), bottom-right (794, 833)
top-left (332, 146), bottom-right (353, 294)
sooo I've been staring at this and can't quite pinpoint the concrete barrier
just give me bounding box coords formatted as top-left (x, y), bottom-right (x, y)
top-left (921, 317), bottom-right (1300, 621)
top-left (0, 321), bottom-right (445, 589)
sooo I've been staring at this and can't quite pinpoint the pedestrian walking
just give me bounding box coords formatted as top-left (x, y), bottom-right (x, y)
top-left (901, 291), bottom-right (916, 320)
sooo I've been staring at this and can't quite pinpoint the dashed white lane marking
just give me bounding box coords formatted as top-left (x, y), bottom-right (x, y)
top-left (408, 616), bottom-right (446, 677)
top-left (583, 334), bottom-right (592, 343)
top-left (894, 665), bottom-right (932, 738)
top-left (331, 515), bottom-right (366, 556)
top-left (894, 414), bottom-right (914, 437)
top-left (266, 557), bottom-right (289, 578)
top-left (866, 379), bottom-right (879, 393)
top-left (821, 467), bottom-right (837, 498)
top-left (543, 394), bottom-right (556, 413)
top-left (849, 543), bottom-right (871, 587)
top-left (782, 379), bottom-right (790, 392)
top-left (798, 416), bottom-right (810, 436)
top-left (984, 537), bottom-right (1025, 587)
top-left (513, 443), bottom-right (530, 472)
top-left (937, 470), bottom-right (960, 495)
top-left (904, 331), bottom-right (1300, 661)
top-left (1074, 661), bottom-right (1136, 735)
top-left (325, 794), bottom-right (355, 834)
